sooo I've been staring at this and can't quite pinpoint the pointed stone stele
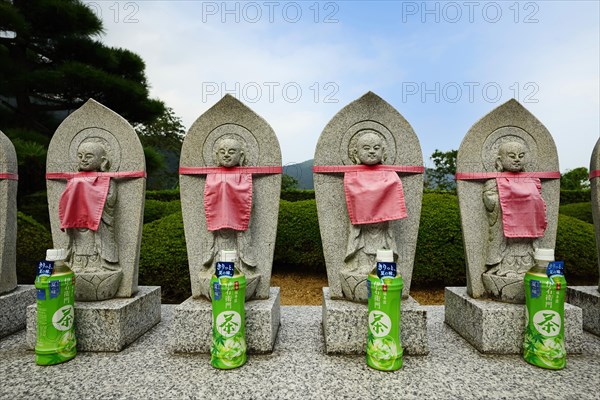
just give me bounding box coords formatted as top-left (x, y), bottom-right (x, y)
top-left (26, 99), bottom-right (160, 351)
top-left (567, 137), bottom-right (600, 336)
top-left (445, 99), bottom-right (582, 353)
top-left (0, 130), bottom-right (35, 338)
top-left (314, 92), bottom-right (428, 355)
top-left (173, 95), bottom-right (281, 353)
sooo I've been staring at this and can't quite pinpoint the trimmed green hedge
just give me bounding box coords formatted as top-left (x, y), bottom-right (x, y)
top-left (145, 189), bottom-right (180, 202)
top-left (274, 199), bottom-right (324, 272)
top-left (560, 190), bottom-right (591, 205)
top-left (556, 214), bottom-right (598, 280)
top-left (280, 190), bottom-right (316, 202)
top-left (144, 199), bottom-right (181, 224)
top-left (16, 212), bottom-right (53, 284)
top-left (559, 202), bottom-right (593, 224)
top-left (139, 211), bottom-right (190, 303)
top-left (413, 193), bottom-right (465, 286)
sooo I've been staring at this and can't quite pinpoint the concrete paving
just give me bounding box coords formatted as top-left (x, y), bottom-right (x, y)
top-left (1, 305), bottom-right (599, 399)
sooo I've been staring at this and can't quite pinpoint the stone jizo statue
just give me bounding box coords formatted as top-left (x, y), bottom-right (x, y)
top-left (483, 141), bottom-right (535, 278)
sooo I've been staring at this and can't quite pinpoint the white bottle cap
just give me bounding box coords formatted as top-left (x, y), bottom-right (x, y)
top-left (534, 248), bottom-right (554, 262)
top-left (219, 250), bottom-right (237, 263)
top-left (376, 249), bottom-right (394, 263)
top-left (46, 248), bottom-right (67, 261)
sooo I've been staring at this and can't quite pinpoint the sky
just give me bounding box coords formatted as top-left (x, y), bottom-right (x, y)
top-left (87, 0), bottom-right (599, 172)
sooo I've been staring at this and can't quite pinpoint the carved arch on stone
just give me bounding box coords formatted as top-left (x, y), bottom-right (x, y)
top-left (179, 95), bottom-right (282, 300)
top-left (456, 99), bottom-right (560, 299)
top-left (0, 130), bottom-right (18, 294)
top-left (313, 91), bottom-right (424, 300)
top-left (46, 99), bottom-right (146, 298)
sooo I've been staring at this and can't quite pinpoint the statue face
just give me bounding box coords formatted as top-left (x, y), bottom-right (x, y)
top-left (216, 138), bottom-right (244, 168)
top-left (77, 142), bottom-right (107, 172)
top-left (356, 132), bottom-right (384, 165)
top-left (498, 142), bottom-right (526, 172)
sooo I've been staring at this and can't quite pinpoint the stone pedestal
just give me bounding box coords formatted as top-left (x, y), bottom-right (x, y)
top-left (26, 286), bottom-right (161, 352)
top-left (322, 287), bottom-right (429, 355)
top-left (445, 287), bottom-right (582, 354)
top-left (567, 286), bottom-right (600, 336)
top-left (0, 285), bottom-right (35, 338)
top-left (172, 287), bottom-right (280, 354)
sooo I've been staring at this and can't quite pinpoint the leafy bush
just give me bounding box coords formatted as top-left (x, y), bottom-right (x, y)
top-left (559, 202), bottom-right (593, 224)
top-left (16, 212), bottom-right (53, 284)
top-left (560, 190), bottom-right (591, 205)
top-left (19, 191), bottom-right (50, 229)
top-left (144, 199), bottom-right (181, 224)
top-left (274, 199), bottom-right (324, 273)
top-left (139, 211), bottom-right (190, 303)
top-left (280, 189), bottom-right (315, 202)
top-left (413, 193), bottom-right (465, 287)
top-left (146, 189), bottom-right (180, 202)
top-left (556, 214), bottom-right (598, 281)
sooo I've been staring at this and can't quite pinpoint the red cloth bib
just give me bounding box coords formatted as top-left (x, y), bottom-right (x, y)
top-left (204, 173), bottom-right (253, 231)
top-left (343, 170), bottom-right (407, 225)
top-left (496, 177), bottom-right (546, 238)
top-left (58, 176), bottom-right (111, 231)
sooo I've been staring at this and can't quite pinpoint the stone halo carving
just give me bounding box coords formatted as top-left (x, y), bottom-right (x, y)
top-left (203, 123), bottom-right (259, 166)
top-left (339, 120), bottom-right (396, 165)
top-left (481, 126), bottom-right (538, 172)
top-left (69, 128), bottom-right (122, 172)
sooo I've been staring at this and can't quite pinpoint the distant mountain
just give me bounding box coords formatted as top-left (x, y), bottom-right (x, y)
top-left (283, 159), bottom-right (314, 189)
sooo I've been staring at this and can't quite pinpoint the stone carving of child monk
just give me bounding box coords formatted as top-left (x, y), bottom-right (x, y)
top-left (483, 141), bottom-right (536, 278)
top-left (200, 136), bottom-right (259, 300)
top-left (66, 139), bottom-right (119, 274)
top-left (342, 131), bottom-right (398, 301)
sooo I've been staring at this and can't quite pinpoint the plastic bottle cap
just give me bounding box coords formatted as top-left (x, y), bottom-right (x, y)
top-left (376, 249), bottom-right (394, 263)
top-left (534, 248), bottom-right (554, 262)
top-left (46, 248), bottom-right (67, 261)
top-left (219, 250), bottom-right (237, 263)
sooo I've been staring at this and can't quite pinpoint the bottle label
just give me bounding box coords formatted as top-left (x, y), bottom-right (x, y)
top-left (37, 289), bottom-right (46, 300)
top-left (49, 280), bottom-right (60, 299)
top-left (530, 279), bottom-right (541, 298)
top-left (37, 260), bottom-right (54, 277)
top-left (376, 262), bottom-right (396, 279)
top-left (213, 282), bottom-right (222, 300)
top-left (216, 262), bottom-right (235, 278)
top-left (546, 261), bottom-right (564, 278)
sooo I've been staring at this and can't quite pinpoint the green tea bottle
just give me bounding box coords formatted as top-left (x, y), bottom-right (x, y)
top-left (35, 249), bottom-right (77, 366)
top-left (210, 250), bottom-right (247, 369)
top-left (523, 248), bottom-right (567, 370)
top-left (366, 249), bottom-right (403, 371)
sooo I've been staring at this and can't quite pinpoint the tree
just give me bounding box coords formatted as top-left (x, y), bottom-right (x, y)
top-left (135, 107), bottom-right (186, 189)
top-left (281, 174), bottom-right (299, 191)
top-left (426, 149), bottom-right (457, 191)
top-left (561, 167), bottom-right (590, 190)
top-left (0, 0), bottom-right (164, 135)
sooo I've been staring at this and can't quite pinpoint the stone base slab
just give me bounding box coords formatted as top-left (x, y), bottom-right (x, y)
top-left (172, 287), bottom-right (280, 354)
top-left (0, 285), bottom-right (36, 338)
top-left (444, 287), bottom-right (582, 354)
top-left (27, 286), bottom-right (161, 352)
top-left (567, 286), bottom-right (600, 336)
top-left (322, 287), bottom-right (429, 355)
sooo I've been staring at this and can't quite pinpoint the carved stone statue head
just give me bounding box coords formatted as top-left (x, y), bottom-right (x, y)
top-left (496, 141), bottom-right (526, 172)
top-left (350, 130), bottom-right (387, 165)
top-left (215, 136), bottom-right (246, 167)
top-left (77, 140), bottom-right (110, 172)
